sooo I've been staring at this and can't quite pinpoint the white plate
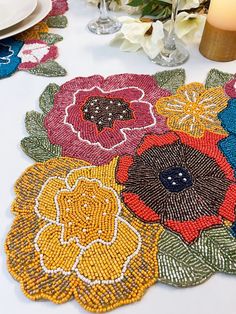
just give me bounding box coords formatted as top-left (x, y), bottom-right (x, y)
top-left (0, 0), bottom-right (38, 31)
top-left (0, 0), bottom-right (52, 40)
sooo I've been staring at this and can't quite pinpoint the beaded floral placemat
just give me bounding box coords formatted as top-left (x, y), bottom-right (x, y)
top-left (0, 0), bottom-right (68, 79)
top-left (6, 68), bottom-right (236, 312)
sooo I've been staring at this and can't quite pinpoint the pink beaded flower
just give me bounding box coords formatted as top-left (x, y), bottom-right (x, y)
top-left (48, 0), bottom-right (69, 17)
top-left (44, 74), bottom-right (170, 165)
top-left (225, 78), bottom-right (236, 98)
top-left (18, 40), bottom-right (58, 70)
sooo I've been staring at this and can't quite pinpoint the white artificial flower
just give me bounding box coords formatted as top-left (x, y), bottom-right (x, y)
top-left (111, 16), bottom-right (164, 59)
top-left (162, 0), bottom-right (202, 10)
top-left (109, 0), bottom-right (141, 14)
top-left (87, 0), bottom-right (99, 5)
top-left (87, 0), bottom-right (140, 14)
top-left (164, 12), bottom-right (206, 42)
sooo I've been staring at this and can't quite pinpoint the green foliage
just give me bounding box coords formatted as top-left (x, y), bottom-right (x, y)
top-left (154, 69), bottom-right (186, 93)
top-left (28, 61), bottom-right (67, 77)
top-left (22, 84), bottom-right (63, 162)
top-left (25, 111), bottom-right (47, 137)
top-left (128, 0), bottom-right (172, 19)
top-left (205, 69), bottom-right (234, 89)
top-left (127, 0), bottom-right (210, 19)
top-left (45, 15), bottom-right (68, 28)
top-left (21, 136), bottom-right (62, 162)
top-left (158, 226), bottom-right (236, 287)
top-left (39, 83), bottom-right (60, 114)
top-left (39, 33), bottom-right (63, 45)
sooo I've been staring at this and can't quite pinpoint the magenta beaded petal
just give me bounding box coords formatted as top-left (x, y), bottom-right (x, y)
top-left (44, 73), bottom-right (170, 165)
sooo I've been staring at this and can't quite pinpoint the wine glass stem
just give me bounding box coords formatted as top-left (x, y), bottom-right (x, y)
top-left (164, 0), bottom-right (179, 52)
top-left (100, 0), bottom-right (109, 20)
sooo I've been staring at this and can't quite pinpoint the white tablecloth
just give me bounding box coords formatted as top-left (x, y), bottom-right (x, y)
top-left (1, 1), bottom-right (236, 314)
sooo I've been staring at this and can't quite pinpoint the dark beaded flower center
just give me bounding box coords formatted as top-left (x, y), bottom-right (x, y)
top-left (82, 96), bottom-right (133, 132)
top-left (159, 167), bottom-right (193, 192)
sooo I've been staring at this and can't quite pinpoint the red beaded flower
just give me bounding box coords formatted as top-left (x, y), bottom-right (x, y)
top-left (45, 74), bottom-right (169, 165)
top-left (225, 78), bottom-right (236, 98)
top-left (116, 131), bottom-right (236, 243)
top-left (48, 0), bottom-right (69, 16)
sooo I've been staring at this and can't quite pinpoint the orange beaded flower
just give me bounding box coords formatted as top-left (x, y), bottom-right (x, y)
top-left (15, 22), bottom-right (49, 41)
top-left (6, 157), bottom-right (162, 312)
top-left (155, 83), bottom-right (229, 138)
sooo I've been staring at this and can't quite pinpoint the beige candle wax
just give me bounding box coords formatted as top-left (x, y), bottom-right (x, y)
top-left (207, 0), bottom-right (236, 31)
top-left (199, 0), bottom-right (236, 61)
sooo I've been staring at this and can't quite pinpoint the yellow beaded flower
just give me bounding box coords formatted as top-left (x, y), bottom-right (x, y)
top-left (156, 83), bottom-right (229, 138)
top-left (6, 157), bottom-right (162, 312)
top-left (15, 22), bottom-right (49, 40)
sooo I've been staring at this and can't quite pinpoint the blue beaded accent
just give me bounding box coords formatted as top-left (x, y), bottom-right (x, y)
top-left (159, 167), bottom-right (192, 193)
top-left (230, 222), bottom-right (236, 238)
top-left (218, 98), bottom-right (236, 177)
top-left (0, 38), bottom-right (23, 78)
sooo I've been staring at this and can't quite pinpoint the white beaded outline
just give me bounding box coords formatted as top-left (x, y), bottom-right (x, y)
top-left (34, 165), bottom-right (142, 285)
top-left (63, 86), bottom-right (157, 151)
top-left (0, 43), bottom-right (14, 65)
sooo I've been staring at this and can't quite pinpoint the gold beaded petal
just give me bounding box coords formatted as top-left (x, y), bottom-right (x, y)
top-left (6, 157), bottom-right (162, 312)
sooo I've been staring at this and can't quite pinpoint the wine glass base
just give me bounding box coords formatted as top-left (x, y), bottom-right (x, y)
top-left (151, 43), bottom-right (189, 67)
top-left (88, 17), bottom-right (122, 35)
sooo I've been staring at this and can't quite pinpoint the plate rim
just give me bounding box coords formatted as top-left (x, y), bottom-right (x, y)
top-left (0, 0), bottom-right (52, 40)
top-left (0, 0), bottom-right (38, 31)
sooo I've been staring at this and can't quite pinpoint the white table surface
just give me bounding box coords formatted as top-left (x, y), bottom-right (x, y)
top-left (1, 1), bottom-right (236, 314)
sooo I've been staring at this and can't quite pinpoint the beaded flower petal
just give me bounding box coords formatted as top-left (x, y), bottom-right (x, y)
top-left (6, 157), bottom-right (162, 312)
top-left (218, 98), bottom-right (236, 176)
top-left (116, 131), bottom-right (236, 243)
top-left (18, 40), bottom-right (58, 70)
top-left (37, 74), bottom-right (169, 165)
top-left (224, 77), bottom-right (236, 98)
top-left (48, 0), bottom-right (69, 16)
top-left (15, 22), bottom-right (49, 41)
top-left (8, 69), bottom-right (236, 306)
top-left (0, 38), bottom-right (23, 78)
top-left (155, 83), bottom-right (229, 138)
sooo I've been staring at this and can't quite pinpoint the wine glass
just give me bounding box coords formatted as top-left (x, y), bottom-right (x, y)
top-left (151, 0), bottom-right (189, 67)
top-left (88, 0), bottom-right (122, 35)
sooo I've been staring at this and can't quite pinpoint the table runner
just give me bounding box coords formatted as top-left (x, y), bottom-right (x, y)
top-left (0, 0), bottom-right (68, 79)
top-left (5, 68), bottom-right (236, 312)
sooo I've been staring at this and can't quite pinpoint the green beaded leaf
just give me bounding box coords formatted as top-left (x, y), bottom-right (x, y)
top-left (205, 69), bottom-right (234, 89)
top-left (39, 32), bottom-right (63, 45)
top-left (21, 136), bottom-right (62, 162)
top-left (45, 15), bottom-right (68, 28)
top-left (28, 61), bottom-right (67, 77)
top-left (39, 83), bottom-right (60, 114)
top-left (153, 69), bottom-right (186, 94)
top-left (158, 230), bottom-right (214, 287)
top-left (158, 226), bottom-right (236, 287)
top-left (192, 226), bottom-right (236, 274)
top-left (25, 111), bottom-right (47, 137)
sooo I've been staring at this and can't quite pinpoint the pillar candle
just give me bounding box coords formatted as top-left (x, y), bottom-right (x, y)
top-left (207, 0), bottom-right (236, 31)
top-left (199, 0), bottom-right (236, 61)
